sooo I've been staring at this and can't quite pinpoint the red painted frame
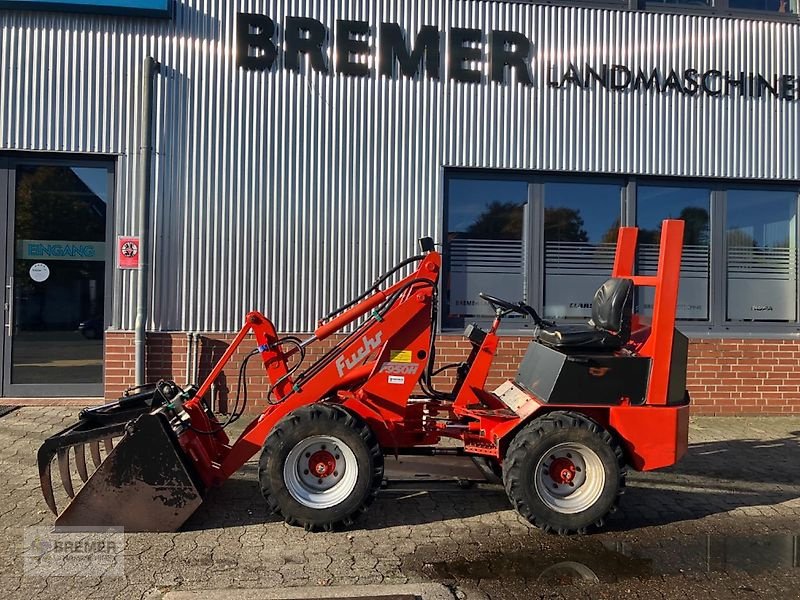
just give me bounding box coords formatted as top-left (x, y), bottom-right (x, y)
top-left (180, 219), bottom-right (688, 489)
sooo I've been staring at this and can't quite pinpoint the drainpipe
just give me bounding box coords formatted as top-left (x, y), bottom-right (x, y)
top-left (134, 57), bottom-right (160, 387)
top-left (185, 332), bottom-right (194, 386)
top-left (193, 333), bottom-right (200, 383)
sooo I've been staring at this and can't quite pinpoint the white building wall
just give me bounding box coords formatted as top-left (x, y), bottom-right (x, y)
top-left (1, 1), bottom-right (798, 331)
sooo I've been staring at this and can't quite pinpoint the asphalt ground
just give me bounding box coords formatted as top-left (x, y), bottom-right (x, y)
top-left (1, 407), bottom-right (799, 599)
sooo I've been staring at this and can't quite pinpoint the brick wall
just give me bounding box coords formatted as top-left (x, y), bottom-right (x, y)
top-left (104, 332), bottom-right (800, 415)
top-left (686, 339), bottom-right (800, 414)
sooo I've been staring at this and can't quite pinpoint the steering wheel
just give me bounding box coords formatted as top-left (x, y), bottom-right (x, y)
top-left (479, 293), bottom-right (525, 314)
top-left (479, 293), bottom-right (550, 327)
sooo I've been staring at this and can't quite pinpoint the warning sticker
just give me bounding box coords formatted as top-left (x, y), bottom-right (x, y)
top-left (389, 350), bottom-right (412, 363)
top-left (118, 236), bottom-right (140, 269)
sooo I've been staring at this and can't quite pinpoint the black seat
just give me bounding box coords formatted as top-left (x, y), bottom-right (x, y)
top-left (537, 278), bottom-right (634, 351)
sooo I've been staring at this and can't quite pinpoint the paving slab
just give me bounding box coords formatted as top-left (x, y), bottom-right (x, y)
top-left (1, 408), bottom-right (799, 600)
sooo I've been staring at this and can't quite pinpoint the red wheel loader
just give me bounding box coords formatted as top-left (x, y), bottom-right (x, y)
top-left (38, 219), bottom-right (690, 534)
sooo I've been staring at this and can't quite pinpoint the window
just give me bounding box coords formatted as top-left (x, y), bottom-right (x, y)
top-left (642, 0), bottom-right (799, 16)
top-left (444, 170), bottom-right (800, 333)
top-left (542, 182), bottom-right (622, 320)
top-left (726, 190), bottom-right (797, 322)
top-left (728, 0), bottom-right (797, 12)
top-left (445, 177), bottom-right (528, 328)
top-left (637, 185), bottom-right (711, 321)
top-left (646, 0), bottom-right (712, 6)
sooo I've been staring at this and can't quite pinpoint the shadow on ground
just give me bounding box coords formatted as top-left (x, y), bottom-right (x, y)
top-left (669, 434), bottom-right (800, 485)
top-left (610, 433), bottom-right (800, 530)
top-left (184, 434), bottom-right (800, 531)
top-left (184, 460), bottom-right (511, 530)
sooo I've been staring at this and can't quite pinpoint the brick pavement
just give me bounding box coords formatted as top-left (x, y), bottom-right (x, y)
top-left (1, 408), bottom-right (799, 599)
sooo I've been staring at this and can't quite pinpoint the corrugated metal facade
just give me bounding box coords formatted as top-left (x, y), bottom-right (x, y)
top-left (1, 1), bottom-right (798, 332)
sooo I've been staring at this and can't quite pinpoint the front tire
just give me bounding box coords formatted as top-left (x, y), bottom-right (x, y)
top-left (503, 411), bottom-right (625, 534)
top-left (259, 404), bottom-right (383, 531)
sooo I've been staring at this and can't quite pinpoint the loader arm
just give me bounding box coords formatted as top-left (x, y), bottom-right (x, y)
top-left (218, 250), bottom-right (440, 477)
top-left (37, 242), bottom-right (442, 530)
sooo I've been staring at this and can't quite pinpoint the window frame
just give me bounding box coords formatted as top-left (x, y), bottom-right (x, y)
top-left (531, 174), bottom-right (628, 320)
top-left (632, 179), bottom-right (714, 323)
top-left (441, 170), bottom-right (534, 331)
top-left (442, 168), bottom-right (800, 337)
top-left (488, 0), bottom-right (800, 24)
top-left (0, 152), bottom-right (116, 397)
top-left (717, 183), bottom-right (800, 333)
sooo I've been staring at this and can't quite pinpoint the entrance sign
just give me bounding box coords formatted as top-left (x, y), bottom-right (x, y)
top-left (118, 236), bottom-right (140, 269)
top-left (19, 240), bottom-right (105, 261)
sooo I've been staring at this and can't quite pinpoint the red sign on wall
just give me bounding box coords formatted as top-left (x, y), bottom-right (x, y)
top-left (118, 236), bottom-right (140, 269)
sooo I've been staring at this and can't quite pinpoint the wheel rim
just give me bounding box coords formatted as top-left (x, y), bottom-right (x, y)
top-left (534, 442), bottom-right (605, 514)
top-left (283, 435), bottom-right (359, 509)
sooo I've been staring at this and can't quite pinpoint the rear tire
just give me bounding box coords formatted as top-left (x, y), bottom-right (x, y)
top-left (503, 411), bottom-right (625, 534)
top-left (258, 403), bottom-right (383, 531)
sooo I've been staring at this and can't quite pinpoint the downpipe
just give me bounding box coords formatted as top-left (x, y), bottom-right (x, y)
top-left (185, 332), bottom-right (195, 386)
top-left (192, 333), bottom-right (200, 382)
top-left (134, 57), bottom-right (161, 387)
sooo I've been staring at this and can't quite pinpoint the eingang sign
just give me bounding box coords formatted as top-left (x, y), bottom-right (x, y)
top-left (0, 0), bottom-right (170, 17)
top-left (18, 240), bottom-right (106, 262)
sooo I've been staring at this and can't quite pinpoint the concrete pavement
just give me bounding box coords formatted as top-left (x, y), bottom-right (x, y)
top-left (1, 407), bottom-right (799, 599)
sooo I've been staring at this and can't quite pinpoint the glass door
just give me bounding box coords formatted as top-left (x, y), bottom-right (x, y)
top-left (2, 158), bottom-right (112, 397)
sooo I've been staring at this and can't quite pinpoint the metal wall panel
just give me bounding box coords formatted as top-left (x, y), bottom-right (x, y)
top-left (1, 2), bottom-right (798, 332)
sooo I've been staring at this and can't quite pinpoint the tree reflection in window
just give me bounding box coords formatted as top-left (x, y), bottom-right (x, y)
top-left (637, 187), bottom-right (710, 321)
top-left (544, 207), bottom-right (589, 243)
top-left (463, 201), bottom-right (524, 240)
top-left (542, 182), bottom-right (622, 321)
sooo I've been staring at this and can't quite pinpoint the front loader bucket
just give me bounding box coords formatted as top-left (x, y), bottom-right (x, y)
top-left (38, 385), bottom-right (205, 532)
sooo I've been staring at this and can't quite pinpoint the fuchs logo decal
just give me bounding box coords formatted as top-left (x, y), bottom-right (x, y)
top-left (336, 332), bottom-right (383, 377)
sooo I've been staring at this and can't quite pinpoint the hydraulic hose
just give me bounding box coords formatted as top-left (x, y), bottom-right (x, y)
top-left (322, 254), bottom-right (424, 321)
